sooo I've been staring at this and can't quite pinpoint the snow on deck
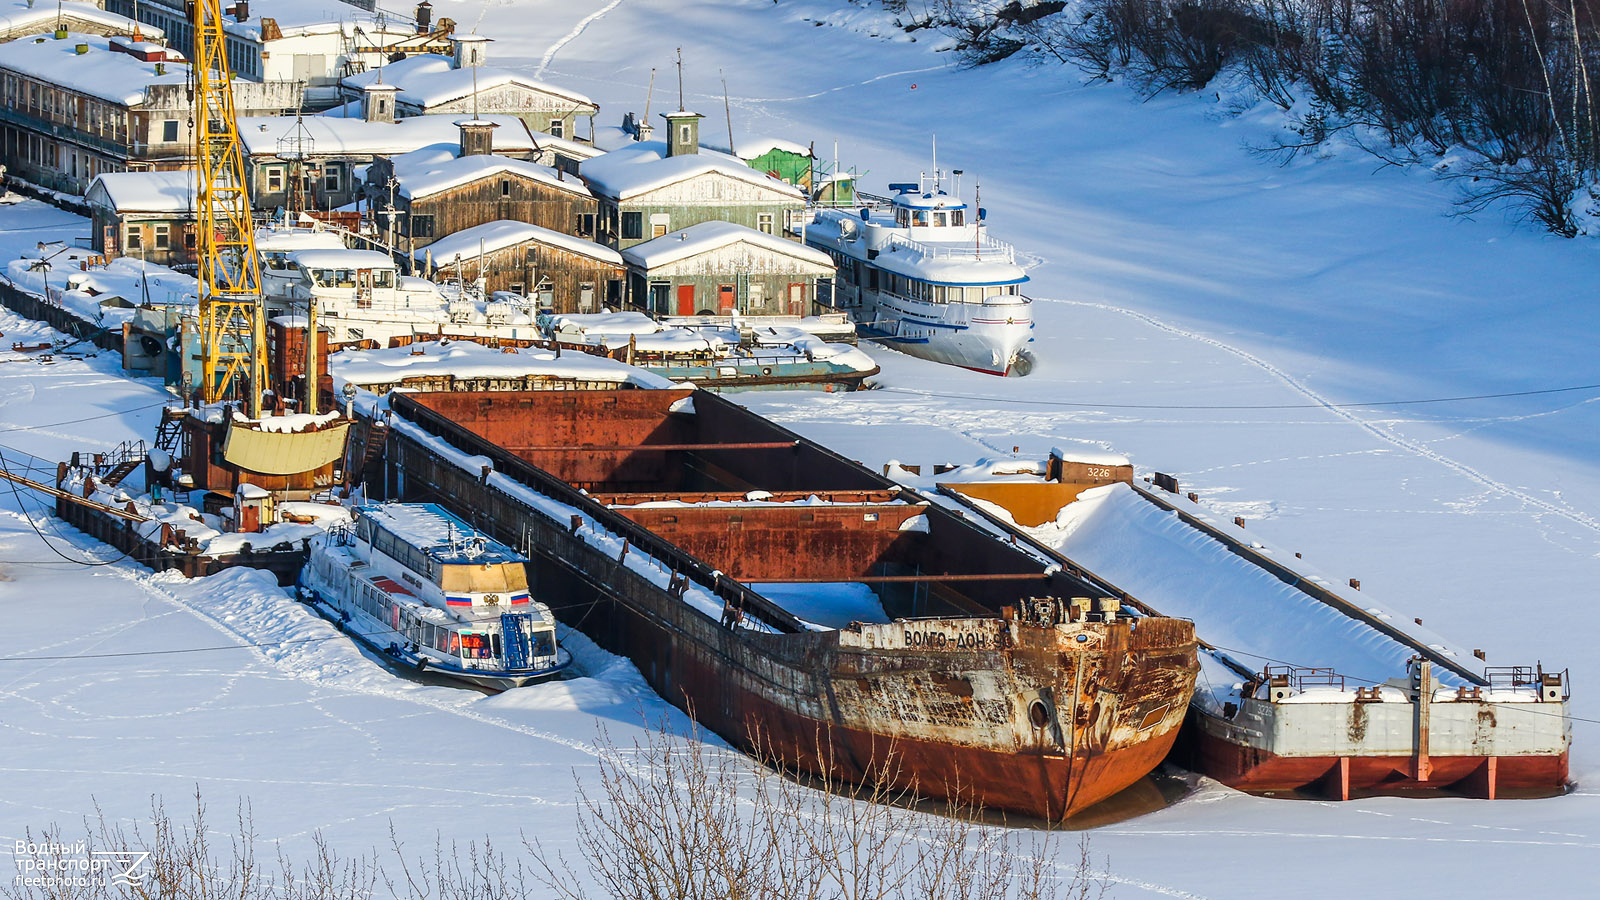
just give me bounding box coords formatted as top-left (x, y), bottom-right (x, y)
top-left (1012, 484), bottom-right (1472, 692)
top-left (330, 340), bottom-right (678, 390)
top-left (756, 582), bottom-right (889, 630)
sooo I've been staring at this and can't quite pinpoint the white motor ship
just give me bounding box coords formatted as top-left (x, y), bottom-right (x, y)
top-left (804, 174), bottom-right (1033, 375)
top-left (261, 242), bottom-right (545, 346)
top-left (299, 502), bottom-right (570, 690)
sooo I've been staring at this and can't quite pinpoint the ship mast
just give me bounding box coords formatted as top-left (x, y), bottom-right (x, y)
top-left (193, 0), bottom-right (266, 417)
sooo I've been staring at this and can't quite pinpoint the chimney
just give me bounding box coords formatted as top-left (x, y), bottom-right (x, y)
top-left (233, 1), bottom-right (249, 22)
top-left (450, 34), bottom-right (488, 69)
top-left (661, 110), bottom-right (702, 157)
top-left (361, 81), bottom-right (399, 124)
top-left (415, 0), bottom-right (432, 34)
top-left (457, 119), bottom-right (498, 156)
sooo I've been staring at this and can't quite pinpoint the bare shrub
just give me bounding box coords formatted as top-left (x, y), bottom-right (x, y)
top-left (527, 720), bottom-right (1112, 900)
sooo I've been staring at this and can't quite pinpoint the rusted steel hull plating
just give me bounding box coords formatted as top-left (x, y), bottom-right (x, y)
top-left (383, 389), bottom-right (1200, 821)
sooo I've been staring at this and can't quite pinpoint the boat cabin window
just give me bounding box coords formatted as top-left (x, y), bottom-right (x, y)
top-left (912, 210), bottom-right (929, 226)
top-left (439, 562), bottom-right (529, 594)
top-left (896, 208), bottom-right (910, 227)
top-left (932, 212), bottom-right (946, 227)
top-left (951, 210), bottom-right (964, 226)
top-left (309, 267), bottom-right (394, 289)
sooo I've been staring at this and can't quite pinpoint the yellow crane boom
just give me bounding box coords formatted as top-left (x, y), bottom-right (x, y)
top-left (193, 0), bottom-right (264, 418)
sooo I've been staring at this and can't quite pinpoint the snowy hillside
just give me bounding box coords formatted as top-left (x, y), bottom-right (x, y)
top-left (2, 1), bottom-right (1597, 897)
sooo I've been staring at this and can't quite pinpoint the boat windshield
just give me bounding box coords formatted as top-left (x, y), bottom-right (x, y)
top-left (438, 562), bottom-right (529, 594)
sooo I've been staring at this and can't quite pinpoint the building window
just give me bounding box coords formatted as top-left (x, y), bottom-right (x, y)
top-left (620, 211), bottom-right (642, 241)
top-left (410, 214), bottom-right (434, 238)
top-left (185, 230), bottom-right (196, 249)
top-left (757, 212), bottom-right (774, 235)
top-left (548, 118), bottom-right (564, 139)
top-left (501, 178), bottom-right (510, 197)
top-left (154, 224), bottom-right (169, 249)
top-left (579, 282), bottom-right (595, 312)
top-left (577, 213), bottom-right (594, 236)
top-left (266, 167), bottom-right (283, 193)
top-left (679, 124), bottom-right (691, 145)
top-left (162, 120), bottom-right (178, 143)
top-left (323, 165), bottom-right (341, 194)
top-left (124, 226), bottom-right (142, 250)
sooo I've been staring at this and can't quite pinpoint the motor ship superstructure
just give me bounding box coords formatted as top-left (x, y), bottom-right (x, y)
top-left (805, 173), bottom-right (1034, 375)
top-left (261, 243), bottom-right (545, 346)
top-left (301, 502), bottom-right (569, 690)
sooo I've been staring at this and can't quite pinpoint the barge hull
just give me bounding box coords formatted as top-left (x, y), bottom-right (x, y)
top-left (384, 390), bottom-right (1199, 820)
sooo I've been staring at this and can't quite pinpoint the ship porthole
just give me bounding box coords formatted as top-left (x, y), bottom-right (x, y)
top-left (1028, 700), bottom-right (1050, 729)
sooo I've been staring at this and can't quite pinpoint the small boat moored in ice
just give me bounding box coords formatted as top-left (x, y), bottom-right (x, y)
top-left (300, 502), bottom-right (569, 690)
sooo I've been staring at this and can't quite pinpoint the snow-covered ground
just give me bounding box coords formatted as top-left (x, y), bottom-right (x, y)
top-left (3, 1), bottom-right (1598, 896)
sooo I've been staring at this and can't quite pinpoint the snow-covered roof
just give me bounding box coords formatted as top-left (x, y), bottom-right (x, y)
top-left (219, 0), bottom-right (407, 42)
top-left (870, 241), bottom-right (1028, 286)
top-left (733, 137), bottom-right (811, 161)
top-left (622, 221), bottom-right (835, 271)
top-left (580, 141), bottom-right (806, 202)
top-left (237, 113), bottom-right (537, 157)
top-left (388, 145), bottom-right (590, 200)
top-left (255, 227), bottom-right (346, 253)
top-left (290, 249), bottom-right (398, 270)
top-left (417, 220), bottom-right (623, 267)
top-left (341, 54), bottom-right (596, 111)
top-left (0, 31), bottom-right (187, 106)
top-left (86, 170), bottom-right (194, 214)
top-left (0, 2), bottom-right (159, 39)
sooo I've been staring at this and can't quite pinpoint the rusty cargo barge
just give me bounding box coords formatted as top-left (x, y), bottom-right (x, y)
top-left (380, 389), bottom-right (1199, 821)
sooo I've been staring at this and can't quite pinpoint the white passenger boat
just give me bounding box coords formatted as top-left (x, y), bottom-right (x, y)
top-left (299, 502), bottom-right (570, 690)
top-left (804, 174), bottom-right (1034, 375)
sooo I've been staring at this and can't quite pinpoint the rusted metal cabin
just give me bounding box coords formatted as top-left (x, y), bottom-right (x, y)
top-left (417, 220), bottom-right (624, 308)
top-left (384, 389), bottom-right (1199, 821)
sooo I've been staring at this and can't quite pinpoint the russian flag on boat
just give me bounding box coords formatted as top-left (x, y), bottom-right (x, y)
top-left (446, 595), bottom-right (473, 607)
top-left (510, 592), bottom-right (529, 605)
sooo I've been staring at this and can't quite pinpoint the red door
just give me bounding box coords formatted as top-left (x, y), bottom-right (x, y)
top-left (787, 283), bottom-right (807, 316)
top-left (718, 284), bottom-right (735, 315)
top-left (676, 284), bottom-right (696, 315)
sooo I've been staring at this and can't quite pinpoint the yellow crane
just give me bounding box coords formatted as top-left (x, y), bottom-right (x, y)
top-left (193, 0), bottom-right (265, 418)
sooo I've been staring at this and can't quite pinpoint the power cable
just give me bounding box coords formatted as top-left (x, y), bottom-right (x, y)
top-left (0, 401), bottom-right (172, 434)
top-left (871, 382), bottom-right (1600, 411)
top-left (0, 621), bottom-right (412, 663)
top-left (0, 451), bottom-right (136, 567)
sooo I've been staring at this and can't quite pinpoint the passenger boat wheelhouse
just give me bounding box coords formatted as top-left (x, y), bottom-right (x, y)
top-left (805, 173), bottom-right (1034, 375)
top-left (300, 502), bottom-right (569, 690)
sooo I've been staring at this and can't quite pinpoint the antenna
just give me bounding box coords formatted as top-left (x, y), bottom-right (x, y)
top-left (974, 180), bottom-right (981, 257)
top-left (721, 69), bottom-right (734, 156)
top-left (675, 47), bottom-right (684, 111)
top-left (931, 134), bottom-right (938, 193)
